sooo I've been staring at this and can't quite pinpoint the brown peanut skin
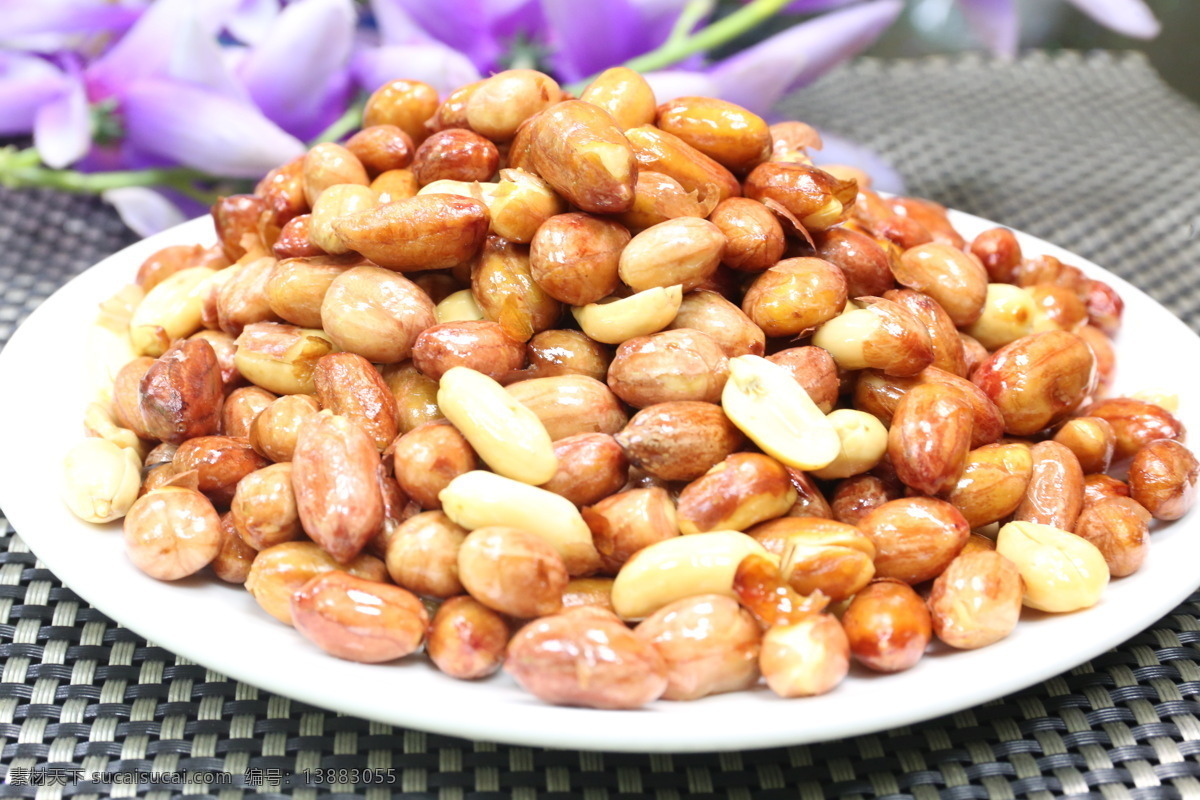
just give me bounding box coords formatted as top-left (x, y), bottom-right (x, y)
top-left (542, 433), bottom-right (629, 507)
top-left (524, 329), bottom-right (612, 381)
top-left (412, 320), bottom-right (525, 382)
top-left (970, 228), bottom-right (1022, 284)
top-left (345, 124), bottom-right (414, 175)
top-left (894, 244), bottom-right (986, 327)
top-left (928, 550), bottom-right (1023, 649)
top-left (614, 401), bottom-right (744, 482)
top-left (506, 375), bottom-right (628, 441)
top-left (255, 157), bottom-right (307, 228)
top-left (1128, 439), bottom-right (1199, 521)
top-left (458, 527), bottom-right (568, 619)
top-left (743, 162), bottom-right (856, 232)
top-left (972, 331), bottom-right (1097, 436)
top-left (616, 171), bottom-right (712, 232)
top-left (888, 197), bottom-right (964, 249)
top-left (742, 257), bottom-right (848, 338)
top-left (831, 475), bottom-right (899, 525)
top-left (123, 488), bottom-right (222, 581)
top-left (842, 580), bottom-right (932, 673)
top-left (1077, 325), bottom-right (1116, 390)
top-left (331, 195), bottom-right (489, 271)
top-left (221, 386), bottom-right (275, 438)
top-left (1074, 497), bottom-right (1151, 577)
top-left (579, 67), bottom-right (656, 130)
top-left (230, 462), bottom-right (300, 551)
top-left (626, 125), bottom-right (740, 204)
top-left (634, 594), bottom-right (761, 701)
top-left (371, 168), bottom-right (420, 203)
top-left (113, 357), bottom-right (157, 440)
top-left (528, 100), bottom-right (636, 214)
top-left (655, 97), bottom-right (771, 175)
top-left (1014, 441), bottom-right (1085, 531)
top-left (266, 255), bottom-right (353, 329)
top-left (172, 436), bottom-right (269, 507)
top-left (505, 607), bottom-right (668, 709)
top-left (1084, 279), bottom-right (1124, 335)
top-left (670, 290), bottom-right (766, 358)
top-left (213, 511), bottom-right (256, 583)
top-left (941, 443), bottom-right (1033, 529)
top-left (139, 339), bottom-right (224, 445)
top-left (960, 334), bottom-right (989, 378)
top-left (385, 511), bottom-right (467, 598)
top-left (759, 615), bottom-right (849, 698)
top-left (466, 70), bottom-right (561, 141)
top-left (1084, 473), bottom-right (1130, 507)
top-left (529, 213), bottom-right (628, 305)
top-left (217, 256), bottom-right (281, 336)
top-left (859, 498), bottom-right (970, 585)
top-left (321, 266), bottom-right (436, 364)
top-left (471, 235), bottom-right (562, 343)
top-left (888, 383), bottom-right (973, 496)
top-left (302, 143), bottom-right (368, 206)
top-left (584, 487), bottom-right (679, 574)
top-left (618, 217), bottom-right (725, 292)
top-left (855, 367), bottom-right (1004, 449)
top-left (249, 394), bottom-right (320, 462)
top-left (884, 288), bottom-right (967, 377)
top-left (749, 517), bottom-right (875, 601)
top-left (710, 198), bottom-right (786, 272)
top-left (676, 454), bottom-right (795, 534)
top-left (137, 244), bottom-right (205, 292)
top-left (211, 194), bottom-right (267, 262)
top-left (291, 571), bottom-right (428, 663)
top-left (245, 541), bottom-right (386, 626)
top-left (291, 413), bottom-right (385, 563)
top-left (386, 421), bottom-right (478, 509)
top-left (607, 328), bottom-right (729, 408)
top-left (426, 595), bottom-right (509, 679)
top-left (1086, 398), bottom-right (1186, 462)
top-left (364, 79), bottom-right (438, 143)
top-left (313, 353), bottom-right (400, 452)
top-left (785, 467), bottom-right (835, 518)
top-left (411, 128), bottom-right (499, 185)
top-left (1052, 417), bottom-right (1115, 475)
top-left (810, 227), bottom-right (895, 298)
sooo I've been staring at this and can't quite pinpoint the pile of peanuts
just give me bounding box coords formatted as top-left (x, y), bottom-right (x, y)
top-left (65, 67), bottom-right (1199, 709)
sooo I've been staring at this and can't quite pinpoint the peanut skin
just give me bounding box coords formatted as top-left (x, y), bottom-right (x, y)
top-left (331, 194), bottom-right (489, 271)
top-left (426, 595), bottom-right (509, 679)
top-left (291, 571), bottom-right (428, 663)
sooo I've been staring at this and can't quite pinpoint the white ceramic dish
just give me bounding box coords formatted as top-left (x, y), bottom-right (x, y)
top-left (0, 211), bottom-right (1198, 753)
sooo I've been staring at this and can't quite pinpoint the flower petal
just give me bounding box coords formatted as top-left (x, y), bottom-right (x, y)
top-left (0, 52), bottom-right (71, 135)
top-left (368, 0), bottom-right (437, 45)
top-left (642, 69), bottom-right (718, 104)
top-left (225, 0), bottom-right (283, 44)
top-left (352, 44), bottom-right (482, 96)
top-left (540, 0), bottom-right (645, 82)
top-left (122, 79), bottom-right (305, 177)
top-left (87, 0), bottom-right (223, 97)
top-left (1064, 0), bottom-right (1159, 38)
top-left (955, 0), bottom-right (1018, 58)
top-left (374, 0), bottom-right (543, 71)
top-left (708, 0), bottom-right (903, 116)
top-left (238, 0), bottom-right (357, 139)
top-left (0, 0), bottom-right (145, 39)
top-left (103, 187), bottom-right (187, 237)
top-left (33, 76), bottom-right (91, 167)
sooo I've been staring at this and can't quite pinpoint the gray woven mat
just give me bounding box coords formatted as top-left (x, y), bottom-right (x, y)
top-left (2, 51), bottom-right (1200, 799)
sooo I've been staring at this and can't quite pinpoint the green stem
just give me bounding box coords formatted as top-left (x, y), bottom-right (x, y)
top-left (665, 0), bottom-right (716, 47)
top-left (312, 99), bottom-right (365, 145)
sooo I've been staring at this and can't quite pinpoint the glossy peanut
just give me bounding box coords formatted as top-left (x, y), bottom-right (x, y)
top-left (854, 367), bottom-right (1004, 448)
top-left (528, 100), bottom-right (636, 214)
top-left (426, 595), bottom-right (509, 679)
top-left (233, 322), bottom-right (335, 395)
top-left (245, 541), bottom-right (385, 625)
top-left (810, 227), bottom-right (894, 298)
top-left (457, 526), bottom-right (568, 618)
top-left (312, 353), bottom-right (399, 451)
top-left (381, 361), bottom-right (444, 434)
top-left (211, 194), bottom-right (267, 262)
top-left (525, 329), bottom-right (612, 381)
top-left (541, 433), bottom-right (628, 507)
top-left (842, 580), bottom-right (931, 672)
top-left (364, 79), bottom-right (438, 143)
top-left (996, 521), bottom-right (1109, 613)
top-left (676, 453), bottom-right (795, 535)
top-left (811, 409), bottom-right (889, 480)
top-left (332, 194), bottom-right (489, 271)
top-left (412, 320), bottom-right (525, 382)
top-left (765, 347), bottom-right (839, 414)
top-left (607, 328), bottom-right (728, 408)
top-left (345, 124), bottom-right (414, 175)
top-left (884, 288), bottom-right (966, 377)
top-left (614, 401), bottom-right (744, 482)
top-left (709, 198), bottom-right (785, 272)
top-left (1083, 279), bottom-right (1124, 335)
top-left (386, 422), bottom-right (477, 509)
top-left (759, 615), bottom-right (850, 698)
top-left (928, 550), bottom-right (1023, 649)
top-left (743, 162), bottom-right (856, 232)
top-left (123, 487), bottom-right (222, 580)
top-left (617, 217), bottom-right (725, 293)
top-left (264, 256), bottom-right (351, 328)
top-left (411, 128), bottom-right (499, 185)
top-left (528, 213), bottom-right (627, 305)
top-left (859, 498), bottom-right (969, 584)
top-left (830, 474), bottom-right (899, 526)
top-left (750, 517), bottom-right (876, 601)
top-left (888, 383), bottom-right (973, 495)
top-left (302, 143), bottom-right (368, 205)
top-left (655, 96), bottom-right (771, 174)
top-left (371, 168), bottom-right (420, 203)
top-left (506, 375), bottom-right (627, 441)
top-left (384, 511), bottom-right (467, 598)
top-left (1128, 439), bottom-right (1198, 521)
top-left (139, 339), bottom-right (224, 444)
top-left (1086, 398), bottom-right (1185, 462)
top-left (249, 393), bottom-right (320, 462)
top-left (172, 435), bottom-right (268, 506)
top-left (812, 298), bottom-right (934, 378)
top-left (941, 443), bottom-right (1033, 528)
top-left (1052, 417), bottom-right (1115, 475)
top-left (213, 511), bottom-right (256, 583)
top-left (466, 69), bottom-right (561, 141)
top-left (1084, 473), bottom-right (1130, 506)
top-left (616, 171), bottom-right (712, 231)
top-left (625, 125), bottom-right (740, 203)
top-left (229, 462), bottom-right (299, 550)
top-left (972, 331), bottom-right (1097, 435)
top-left (579, 66), bottom-right (656, 129)
top-left (1013, 441), bottom-right (1085, 532)
top-left (292, 571), bottom-right (427, 663)
top-left (970, 228), bottom-right (1022, 283)
top-left (584, 487), bottom-right (679, 574)
top-left (220, 386), bottom-right (275, 438)
top-left (471, 236), bottom-right (562, 342)
top-left (308, 183), bottom-right (377, 255)
top-left (894, 243), bottom-right (987, 326)
top-left (322, 265), bottom-right (438, 361)
top-left (669, 290), bottom-right (765, 358)
top-left (742, 257), bottom-right (847, 338)
top-left (1074, 496), bottom-right (1150, 577)
top-left (137, 244), bottom-right (205, 292)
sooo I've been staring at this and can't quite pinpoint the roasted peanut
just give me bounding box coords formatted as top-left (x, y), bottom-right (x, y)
top-left (457, 526), bottom-right (568, 618)
top-left (928, 550), bottom-right (1023, 649)
top-left (311, 354), bottom-right (398, 451)
top-left (465, 69), bottom-right (561, 140)
top-left (656, 96), bottom-right (771, 174)
top-left (941, 443), bottom-right (1033, 528)
top-left (676, 453), bottom-right (795, 534)
top-left (221, 386), bottom-right (275, 438)
top-left (529, 213), bottom-right (628, 305)
top-left (528, 100), bottom-right (636, 214)
top-left (1083, 279), bottom-right (1124, 335)
top-left (769, 120), bottom-right (821, 163)
top-left (996, 521), bottom-right (1109, 612)
top-left (854, 367), bottom-right (1004, 448)
top-left (112, 357), bottom-right (156, 439)
top-left (1013, 440), bottom-right (1085, 531)
top-left (741, 257), bottom-right (847, 338)
top-left (842, 580), bottom-right (931, 672)
top-left (505, 606), bottom-right (668, 708)
top-left (62, 438), bottom-right (142, 524)
top-left (364, 79), bottom-right (438, 142)
top-left (384, 422), bottom-right (476, 509)
top-left (665, 291), bottom-right (762, 359)
top-left (561, 578), bottom-right (616, 611)
top-left (412, 320), bottom-right (525, 382)
top-left (525, 329), bottom-right (612, 381)
top-left (810, 227), bottom-right (895, 298)
top-left (137, 244), bottom-right (205, 292)
top-left (542, 433), bottom-right (628, 507)
top-left (759, 615), bottom-right (849, 698)
top-left (245, 541), bottom-right (385, 625)
top-left (1084, 473), bottom-right (1130, 506)
top-left (234, 322), bottom-right (335, 395)
top-left (887, 197), bottom-right (964, 248)
top-left (291, 413), bottom-right (384, 562)
top-left (893, 243), bottom-right (987, 326)
top-left (830, 474), bottom-right (898, 525)
top-left (230, 462), bottom-right (299, 550)
top-left (611, 531), bottom-right (769, 620)
top-left (750, 517), bottom-right (876, 600)
top-left (972, 331), bottom-right (1097, 435)
top-left (291, 571), bottom-right (427, 663)
top-left (884, 288), bottom-right (967, 377)
top-left (584, 487), bottom-right (679, 574)
top-left (371, 168), bottom-right (420, 202)
top-left (970, 228), bottom-right (1022, 283)
top-left (578, 66), bottom-right (656, 129)
top-left (130, 265), bottom-right (216, 357)
top-left (1086, 397), bottom-right (1185, 462)
top-left (308, 183), bottom-right (377, 255)
top-left (172, 435), bottom-right (268, 506)
top-left (439, 470), bottom-right (600, 576)
top-left (765, 347), bottom-right (839, 414)
top-left (811, 409), bottom-right (889, 480)
top-left (213, 511), bottom-right (256, 583)
top-left (960, 333), bottom-right (989, 376)
top-left (249, 393), bottom-right (320, 462)
top-left (888, 383), bottom-right (973, 495)
top-left (211, 194), bottom-right (267, 262)
top-left (139, 339), bottom-right (224, 444)
top-left (615, 406), bottom-right (742, 485)
top-left (1053, 417), bottom-right (1115, 475)
top-left (859, 498), bottom-right (969, 584)
top-left (506, 374), bottom-right (628, 441)
top-left (743, 162), bottom-right (856, 232)
top-left (813, 298), bottom-right (934, 378)
top-left (1077, 325), bottom-right (1116, 389)
top-left (707, 198), bottom-right (785, 272)
top-left (381, 361), bottom-right (444, 433)
top-left (626, 125), bottom-right (740, 204)
top-left (411, 128), bottom-right (499, 185)
top-left (332, 194), bottom-right (489, 271)
top-left (607, 328), bottom-right (728, 408)
top-left (123, 487), bottom-right (221, 580)
top-left (1074, 496), bottom-right (1150, 577)
top-left (265, 255), bottom-right (351, 328)
top-left (634, 594), bottom-right (761, 700)
top-left (471, 236), bottom-right (562, 342)
top-left (571, 285), bottom-right (683, 345)
top-left (435, 288), bottom-right (484, 324)
top-left (426, 595), bottom-right (509, 679)
top-left (384, 511), bottom-right (467, 598)
top-left (302, 143), bottom-right (368, 205)
top-left (83, 402), bottom-right (144, 456)
top-left (618, 217), bottom-right (725, 292)
top-left (483, 168), bottom-right (565, 243)
top-left (616, 171), bottom-right (712, 232)
top-left (1128, 439), bottom-right (1198, 521)
top-left (345, 124), bottom-right (414, 175)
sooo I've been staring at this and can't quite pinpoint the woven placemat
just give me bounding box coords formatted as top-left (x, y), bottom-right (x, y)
top-left (2, 51), bottom-right (1200, 799)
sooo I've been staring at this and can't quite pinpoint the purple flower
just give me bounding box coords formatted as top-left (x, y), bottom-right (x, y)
top-left (0, 0), bottom-right (147, 52)
top-left (956, 0), bottom-right (1159, 56)
top-left (0, 52), bottom-right (74, 136)
top-left (369, 0), bottom-right (545, 74)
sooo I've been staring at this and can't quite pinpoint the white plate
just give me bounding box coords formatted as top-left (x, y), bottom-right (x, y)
top-left (1, 211), bottom-right (1198, 753)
